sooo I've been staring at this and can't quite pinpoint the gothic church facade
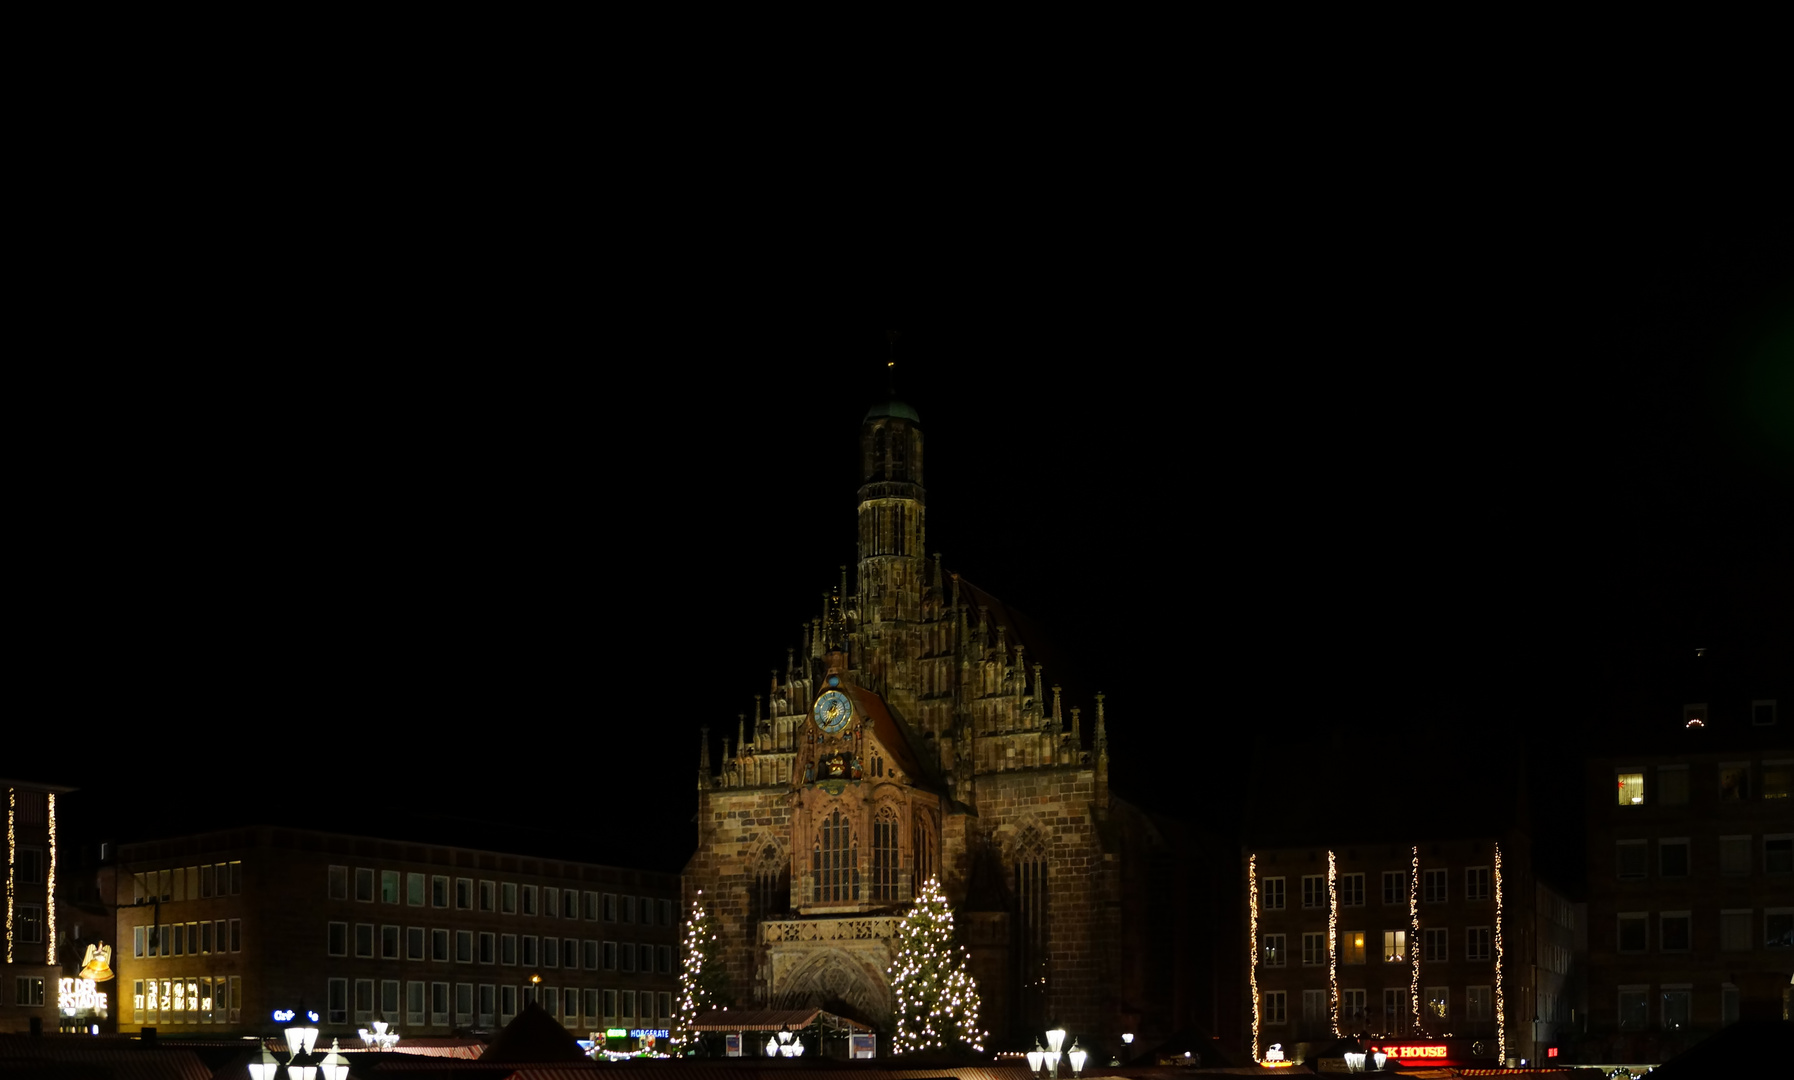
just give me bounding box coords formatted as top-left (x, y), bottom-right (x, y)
top-left (685, 397), bottom-right (1188, 1051)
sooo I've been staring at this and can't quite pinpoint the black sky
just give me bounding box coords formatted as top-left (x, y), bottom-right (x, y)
top-left (14, 208), bottom-right (1791, 879)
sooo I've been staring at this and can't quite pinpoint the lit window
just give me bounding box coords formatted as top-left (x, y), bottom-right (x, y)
top-left (1466, 866), bottom-right (1490, 902)
top-left (1340, 873), bottom-right (1364, 907)
top-left (1424, 987), bottom-right (1448, 1020)
top-left (1382, 929), bottom-right (1406, 962)
top-left (1660, 839), bottom-right (1690, 878)
top-left (1341, 930), bottom-right (1366, 965)
top-left (1262, 877), bottom-right (1285, 911)
top-left (1617, 771), bottom-right (1645, 806)
top-left (1262, 933), bottom-right (1285, 967)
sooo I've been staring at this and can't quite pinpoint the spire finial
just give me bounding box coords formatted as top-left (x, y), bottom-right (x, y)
top-left (1094, 692), bottom-right (1108, 753)
top-left (885, 330), bottom-right (899, 395)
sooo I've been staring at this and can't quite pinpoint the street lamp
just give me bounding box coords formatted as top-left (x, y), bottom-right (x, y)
top-left (358, 1020), bottom-right (400, 1051)
top-left (1029, 1024), bottom-right (1082, 1079)
top-left (253, 1009), bottom-right (324, 1080)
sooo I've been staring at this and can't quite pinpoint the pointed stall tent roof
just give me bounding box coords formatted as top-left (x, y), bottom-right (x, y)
top-left (479, 1002), bottom-right (590, 1063)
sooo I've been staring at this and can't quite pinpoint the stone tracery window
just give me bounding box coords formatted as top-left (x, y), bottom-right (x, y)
top-left (813, 809), bottom-right (859, 903)
top-left (1014, 829), bottom-right (1049, 1033)
top-left (871, 807), bottom-right (900, 900)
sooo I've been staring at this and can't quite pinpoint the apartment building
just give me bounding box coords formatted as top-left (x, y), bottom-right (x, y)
top-left (111, 826), bottom-right (679, 1039)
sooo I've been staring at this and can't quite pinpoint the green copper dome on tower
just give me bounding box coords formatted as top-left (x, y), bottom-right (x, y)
top-left (863, 399), bottom-right (921, 424)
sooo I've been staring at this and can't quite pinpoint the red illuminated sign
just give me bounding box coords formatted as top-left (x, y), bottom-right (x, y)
top-left (1548, 1047), bottom-right (1558, 1058)
top-left (1378, 1044), bottom-right (1448, 1059)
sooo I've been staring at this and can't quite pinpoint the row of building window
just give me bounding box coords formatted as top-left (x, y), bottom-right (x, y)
top-left (1615, 758), bottom-right (1792, 806)
top-left (1615, 834), bottom-right (1793, 878)
top-left (323, 924), bottom-right (671, 973)
top-left (1262, 868), bottom-right (1490, 911)
top-left (1260, 986), bottom-right (1494, 1026)
top-left (132, 921), bottom-right (242, 958)
top-left (1617, 985), bottom-right (1752, 1030)
top-left (1616, 908), bottom-right (1793, 952)
top-left (321, 978), bottom-right (671, 1029)
top-left (1262, 927), bottom-right (1491, 967)
top-left (324, 867), bottom-right (671, 925)
top-left (130, 863), bottom-right (245, 903)
top-left (130, 976), bottom-right (242, 1024)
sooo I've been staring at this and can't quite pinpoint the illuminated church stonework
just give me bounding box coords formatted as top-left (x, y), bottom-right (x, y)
top-left (685, 397), bottom-right (1181, 1049)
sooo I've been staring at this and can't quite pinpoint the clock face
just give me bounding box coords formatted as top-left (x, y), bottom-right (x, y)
top-left (813, 690), bottom-right (852, 734)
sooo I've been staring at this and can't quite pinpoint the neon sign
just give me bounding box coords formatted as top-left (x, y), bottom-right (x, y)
top-left (1377, 1043), bottom-right (1448, 1059)
top-left (59, 978), bottom-right (109, 1017)
top-left (629, 1029), bottom-right (669, 1038)
top-left (274, 1009), bottom-right (295, 1021)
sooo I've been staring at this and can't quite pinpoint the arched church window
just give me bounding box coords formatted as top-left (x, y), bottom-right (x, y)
top-left (913, 811), bottom-right (936, 887)
top-left (1015, 836), bottom-right (1049, 1033)
top-left (812, 809), bottom-right (859, 903)
top-left (871, 807), bottom-right (899, 901)
top-left (755, 846), bottom-right (787, 920)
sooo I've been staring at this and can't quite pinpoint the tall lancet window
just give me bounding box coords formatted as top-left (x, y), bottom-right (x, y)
top-left (1015, 833), bottom-right (1049, 1033)
top-left (812, 810), bottom-right (859, 903)
top-left (913, 810), bottom-right (936, 887)
top-left (871, 807), bottom-right (900, 900)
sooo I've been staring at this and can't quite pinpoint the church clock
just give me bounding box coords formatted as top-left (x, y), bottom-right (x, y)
top-left (813, 689), bottom-right (851, 734)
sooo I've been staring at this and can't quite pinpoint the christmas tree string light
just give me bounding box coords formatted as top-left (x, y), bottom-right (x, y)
top-left (670, 891), bottom-right (729, 1053)
top-left (888, 876), bottom-right (986, 1055)
top-left (1494, 842), bottom-right (1505, 1060)
top-left (1327, 849), bottom-right (1339, 1036)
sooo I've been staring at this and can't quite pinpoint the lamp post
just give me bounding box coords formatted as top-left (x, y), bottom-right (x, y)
top-left (250, 1010), bottom-right (326, 1080)
top-left (1027, 1024), bottom-right (1084, 1080)
top-left (358, 1020), bottom-right (401, 1051)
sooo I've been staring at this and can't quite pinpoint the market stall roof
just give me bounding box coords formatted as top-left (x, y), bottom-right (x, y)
top-left (689, 1008), bottom-right (871, 1032)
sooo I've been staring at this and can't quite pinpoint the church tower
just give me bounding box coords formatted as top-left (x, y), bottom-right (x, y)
top-left (855, 398), bottom-right (926, 706)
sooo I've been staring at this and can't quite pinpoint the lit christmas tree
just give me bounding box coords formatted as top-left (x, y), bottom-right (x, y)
top-left (888, 876), bottom-right (987, 1056)
top-left (670, 891), bottom-right (730, 1054)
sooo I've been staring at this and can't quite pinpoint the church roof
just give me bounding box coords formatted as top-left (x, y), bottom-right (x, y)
top-left (862, 399), bottom-right (920, 424)
top-left (844, 683), bottom-right (940, 792)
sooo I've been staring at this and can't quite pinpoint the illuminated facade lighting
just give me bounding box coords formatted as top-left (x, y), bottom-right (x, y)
top-left (6, 787), bottom-right (13, 964)
top-left (1248, 854), bottom-right (1260, 1062)
top-left (46, 792), bottom-right (56, 966)
top-left (1408, 846), bottom-right (1421, 1034)
top-left (1327, 849), bottom-right (1339, 1036)
top-left (1494, 842), bottom-right (1505, 1060)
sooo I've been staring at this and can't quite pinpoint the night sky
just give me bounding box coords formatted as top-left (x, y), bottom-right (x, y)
top-left (16, 212), bottom-right (1791, 887)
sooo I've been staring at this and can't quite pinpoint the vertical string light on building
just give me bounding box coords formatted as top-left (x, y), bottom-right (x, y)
top-left (1327, 849), bottom-right (1339, 1037)
top-left (1408, 845), bottom-right (1421, 1034)
top-left (1247, 854), bottom-right (1261, 1062)
top-left (5, 787), bottom-right (13, 963)
top-left (45, 793), bottom-right (57, 966)
top-left (1493, 842), bottom-right (1505, 1061)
